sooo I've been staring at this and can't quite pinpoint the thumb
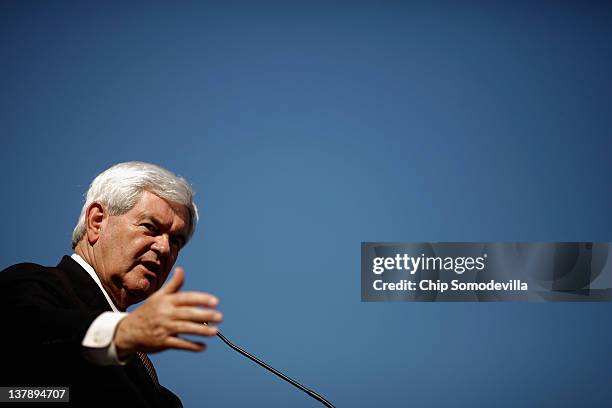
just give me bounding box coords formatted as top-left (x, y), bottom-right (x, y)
top-left (159, 267), bottom-right (185, 294)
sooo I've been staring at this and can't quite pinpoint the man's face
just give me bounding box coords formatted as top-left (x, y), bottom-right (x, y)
top-left (94, 191), bottom-right (190, 308)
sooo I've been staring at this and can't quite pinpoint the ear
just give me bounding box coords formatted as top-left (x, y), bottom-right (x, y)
top-left (85, 202), bottom-right (106, 245)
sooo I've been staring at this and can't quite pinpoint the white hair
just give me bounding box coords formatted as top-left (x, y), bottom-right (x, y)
top-left (71, 161), bottom-right (199, 249)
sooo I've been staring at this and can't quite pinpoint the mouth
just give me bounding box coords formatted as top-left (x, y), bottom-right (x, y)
top-left (140, 261), bottom-right (161, 282)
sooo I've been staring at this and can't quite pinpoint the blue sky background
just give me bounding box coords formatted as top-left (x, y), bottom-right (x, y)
top-left (1, 1), bottom-right (611, 407)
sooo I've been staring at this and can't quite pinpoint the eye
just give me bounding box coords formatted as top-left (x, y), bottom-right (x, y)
top-left (170, 236), bottom-right (184, 249)
top-left (142, 223), bottom-right (158, 233)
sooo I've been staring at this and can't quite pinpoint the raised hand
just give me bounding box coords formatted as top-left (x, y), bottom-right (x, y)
top-left (114, 267), bottom-right (222, 359)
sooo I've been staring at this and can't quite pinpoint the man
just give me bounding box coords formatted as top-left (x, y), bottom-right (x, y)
top-left (0, 162), bottom-right (222, 407)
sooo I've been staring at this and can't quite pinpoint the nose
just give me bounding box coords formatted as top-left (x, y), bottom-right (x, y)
top-left (151, 234), bottom-right (171, 257)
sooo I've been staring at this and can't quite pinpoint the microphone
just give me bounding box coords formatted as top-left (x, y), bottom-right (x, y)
top-left (213, 327), bottom-right (336, 407)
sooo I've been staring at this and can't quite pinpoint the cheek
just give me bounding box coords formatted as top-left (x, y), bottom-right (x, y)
top-left (131, 237), bottom-right (156, 256)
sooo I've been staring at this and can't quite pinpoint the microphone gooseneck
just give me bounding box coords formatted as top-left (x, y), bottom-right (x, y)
top-left (214, 328), bottom-right (336, 408)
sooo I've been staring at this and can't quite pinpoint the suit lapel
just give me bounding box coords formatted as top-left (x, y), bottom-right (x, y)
top-left (56, 256), bottom-right (112, 312)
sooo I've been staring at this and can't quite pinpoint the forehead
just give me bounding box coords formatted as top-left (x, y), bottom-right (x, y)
top-left (129, 191), bottom-right (190, 232)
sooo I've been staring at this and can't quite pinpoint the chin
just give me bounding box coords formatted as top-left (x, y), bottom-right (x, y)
top-left (126, 290), bottom-right (150, 307)
top-left (125, 279), bottom-right (154, 302)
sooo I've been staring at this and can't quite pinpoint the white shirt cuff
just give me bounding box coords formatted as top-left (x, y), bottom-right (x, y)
top-left (82, 311), bottom-right (129, 366)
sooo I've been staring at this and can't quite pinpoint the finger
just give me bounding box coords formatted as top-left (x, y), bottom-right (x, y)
top-left (173, 307), bottom-right (223, 324)
top-left (159, 267), bottom-right (185, 294)
top-left (164, 336), bottom-right (207, 352)
top-left (172, 291), bottom-right (219, 307)
top-left (171, 321), bottom-right (219, 337)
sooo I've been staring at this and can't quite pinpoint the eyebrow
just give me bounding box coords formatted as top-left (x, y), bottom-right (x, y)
top-left (144, 215), bottom-right (188, 246)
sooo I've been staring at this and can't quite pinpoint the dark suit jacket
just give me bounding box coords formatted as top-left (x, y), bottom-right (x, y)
top-left (0, 256), bottom-right (182, 408)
